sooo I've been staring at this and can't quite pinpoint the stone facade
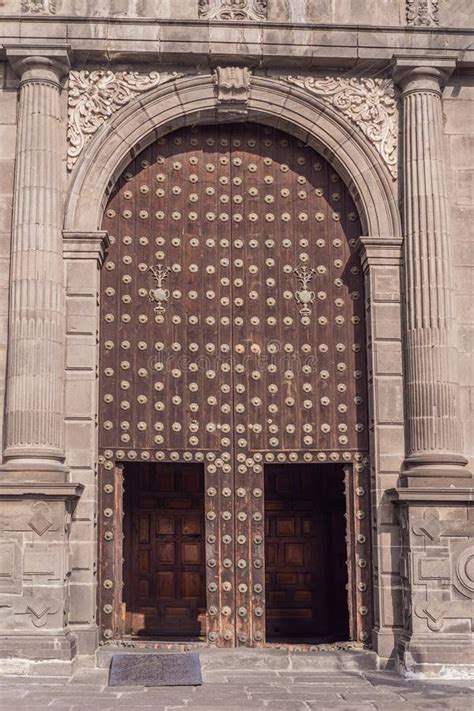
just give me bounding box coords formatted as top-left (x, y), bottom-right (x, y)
top-left (0, 0), bottom-right (472, 679)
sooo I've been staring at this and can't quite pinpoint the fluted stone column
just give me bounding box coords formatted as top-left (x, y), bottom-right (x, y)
top-left (394, 56), bottom-right (471, 488)
top-left (392, 57), bottom-right (473, 677)
top-left (2, 47), bottom-right (70, 481)
top-left (0, 47), bottom-right (85, 673)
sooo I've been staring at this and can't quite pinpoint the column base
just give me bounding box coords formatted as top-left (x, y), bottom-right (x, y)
top-left (0, 630), bottom-right (78, 677)
top-left (397, 633), bottom-right (474, 678)
top-left (401, 453), bottom-right (472, 488)
top-left (0, 456), bottom-right (68, 483)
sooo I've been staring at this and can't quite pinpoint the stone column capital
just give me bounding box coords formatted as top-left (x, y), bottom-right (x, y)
top-left (6, 45), bottom-right (71, 87)
top-left (392, 55), bottom-right (457, 96)
top-left (356, 236), bottom-right (403, 273)
top-left (63, 231), bottom-right (110, 266)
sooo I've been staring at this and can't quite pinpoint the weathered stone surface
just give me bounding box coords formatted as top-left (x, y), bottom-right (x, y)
top-left (0, 665), bottom-right (472, 709)
top-left (0, 0), bottom-right (472, 682)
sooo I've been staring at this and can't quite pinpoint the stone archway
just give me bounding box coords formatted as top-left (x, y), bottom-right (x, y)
top-left (64, 73), bottom-right (401, 240)
top-left (62, 72), bottom-right (404, 656)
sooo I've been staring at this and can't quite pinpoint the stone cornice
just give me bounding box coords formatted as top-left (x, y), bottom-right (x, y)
top-left (1, 21), bottom-right (473, 68)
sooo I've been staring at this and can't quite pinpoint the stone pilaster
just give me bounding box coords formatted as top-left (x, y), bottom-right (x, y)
top-left (393, 56), bottom-right (471, 488)
top-left (2, 46), bottom-right (70, 481)
top-left (63, 230), bottom-right (109, 655)
top-left (357, 237), bottom-right (405, 664)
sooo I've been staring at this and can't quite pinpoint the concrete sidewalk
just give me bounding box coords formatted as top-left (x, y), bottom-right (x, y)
top-left (0, 667), bottom-right (472, 710)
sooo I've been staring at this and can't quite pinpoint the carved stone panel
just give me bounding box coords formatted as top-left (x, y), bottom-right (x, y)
top-left (199, 0), bottom-right (267, 21)
top-left (396, 495), bottom-right (474, 672)
top-left (21, 0), bottom-right (56, 13)
top-left (284, 76), bottom-right (399, 179)
top-left (406, 0), bottom-right (439, 26)
top-left (67, 70), bottom-right (181, 171)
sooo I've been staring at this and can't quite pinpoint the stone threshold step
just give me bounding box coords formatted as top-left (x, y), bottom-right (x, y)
top-left (96, 646), bottom-right (378, 672)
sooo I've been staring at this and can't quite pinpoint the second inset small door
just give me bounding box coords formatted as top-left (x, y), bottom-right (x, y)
top-left (123, 463), bottom-right (206, 638)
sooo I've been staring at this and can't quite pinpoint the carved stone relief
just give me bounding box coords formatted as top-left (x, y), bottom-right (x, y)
top-left (453, 544), bottom-right (474, 599)
top-left (68, 70), bottom-right (399, 179)
top-left (67, 70), bottom-right (181, 171)
top-left (28, 502), bottom-right (55, 537)
top-left (214, 66), bottom-right (252, 116)
top-left (400, 503), bottom-right (474, 638)
top-left (214, 66), bottom-right (252, 103)
top-left (406, 0), bottom-right (440, 26)
top-left (199, 0), bottom-right (267, 21)
top-left (21, 0), bottom-right (56, 12)
top-left (284, 76), bottom-right (399, 179)
top-left (25, 595), bottom-right (61, 628)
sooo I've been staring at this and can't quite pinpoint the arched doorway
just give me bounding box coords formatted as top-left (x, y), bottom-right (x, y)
top-left (97, 123), bottom-right (372, 647)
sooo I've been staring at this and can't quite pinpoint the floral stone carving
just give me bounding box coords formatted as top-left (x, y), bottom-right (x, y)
top-left (198, 0), bottom-right (267, 21)
top-left (284, 76), bottom-right (399, 179)
top-left (21, 0), bottom-right (56, 12)
top-left (67, 70), bottom-right (180, 171)
top-left (406, 0), bottom-right (439, 26)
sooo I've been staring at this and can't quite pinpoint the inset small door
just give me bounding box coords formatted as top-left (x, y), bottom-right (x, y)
top-left (123, 463), bottom-right (206, 639)
top-left (265, 464), bottom-right (349, 642)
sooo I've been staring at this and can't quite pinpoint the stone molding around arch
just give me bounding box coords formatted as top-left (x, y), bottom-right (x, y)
top-left (63, 73), bottom-right (401, 242)
top-left (61, 70), bottom-right (405, 661)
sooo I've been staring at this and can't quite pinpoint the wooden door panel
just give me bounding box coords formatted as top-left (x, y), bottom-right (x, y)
top-left (283, 543), bottom-right (305, 567)
top-left (182, 542), bottom-right (202, 564)
top-left (156, 571), bottom-right (175, 597)
top-left (182, 571), bottom-right (203, 598)
top-left (276, 518), bottom-right (295, 536)
top-left (157, 542), bottom-right (175, 564)
top-left (138, 580), bottom-right (150, 599)
top-left (157, 516), bottom-right (174, 535)
top-left (138, 516), bottom-right (150, 543)
top-left (181, 515), bottom-right (201, 535)
top-left (138, 550), bottom-right (151, 573)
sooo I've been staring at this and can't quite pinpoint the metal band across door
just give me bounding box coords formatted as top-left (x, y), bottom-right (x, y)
top-left (98, 123), bottom-right (372, 647)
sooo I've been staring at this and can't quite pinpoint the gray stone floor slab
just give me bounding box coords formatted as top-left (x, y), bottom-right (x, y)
top-left (0, 669), bottom-right (472, 710)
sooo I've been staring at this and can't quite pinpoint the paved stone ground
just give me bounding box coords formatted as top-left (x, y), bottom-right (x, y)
top-left (0, 668), bottom-right (473, 711)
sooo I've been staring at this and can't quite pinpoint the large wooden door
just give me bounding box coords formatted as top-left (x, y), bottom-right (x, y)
top-left (98, 122), bottom-right (372, 647)
top-left (123, 463), bottom-right (206, 637)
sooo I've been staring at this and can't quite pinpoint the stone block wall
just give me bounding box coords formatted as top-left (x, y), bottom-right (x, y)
top-left (445, 76), bottom-right (474, 471)
top-left (0, 0), bottom-right (469, 27)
